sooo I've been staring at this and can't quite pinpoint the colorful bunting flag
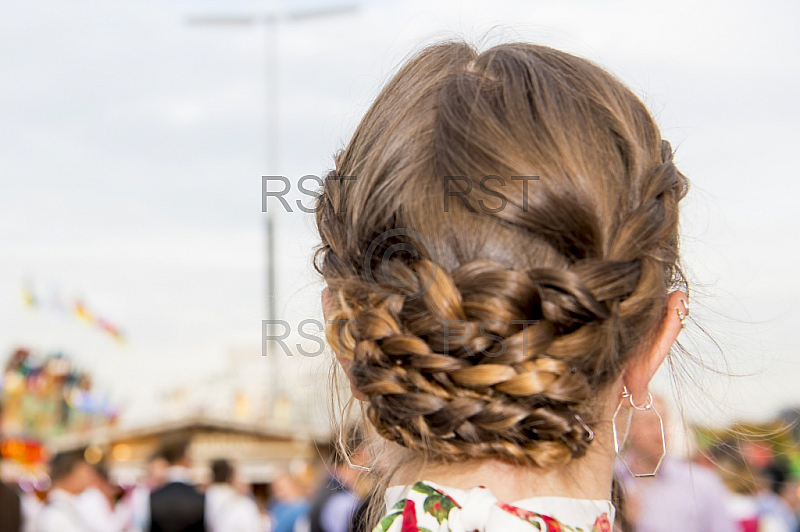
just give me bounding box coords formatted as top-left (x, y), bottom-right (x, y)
top-left (19, 281), bottom-right (126, 343)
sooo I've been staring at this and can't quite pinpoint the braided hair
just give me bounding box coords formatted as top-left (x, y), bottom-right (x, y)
top-left (315, 41), bottom-right (688, 469)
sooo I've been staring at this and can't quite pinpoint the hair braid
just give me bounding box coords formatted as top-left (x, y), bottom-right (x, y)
top-left (325, 253), bottom-right (650, 466)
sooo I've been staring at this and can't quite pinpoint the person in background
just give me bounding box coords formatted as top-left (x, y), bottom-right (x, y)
top-left (0, 479), bottom-right (22, 532)
top-left (0, 402), bottom-right (22, 532)
top-left (34, 450), bottom-right (94, 532)
top-left (204, 459), bottom-right (261, 532)
top-left (714, 443), bottom-right (796, 532)
top-left (148, 436), bottom-right (205, 532)
top-left (120, 452), bottom-right (169, 532)
top-left (75, 463), bottom-right (124, 532)
top-left (716, 452), bottom-right (761, 532)
top-left (346, 426), bottom-right (375, 532)
top-left (760, 484), bottom-right (800, 532)
top-left (19, 478), bottom-right (44, 532)
top-left (740, 441), bottom-right (798, 532)
top-left (619, 395), bottom-right (735, 532)
top-left (755, 473), bottom-right (798, 532)
top-left (303, 427), bottom-right (367, 532)
top-left (269, 471), bottom-right (310, 532)
top-left (741, 441), bottom-right (791, 498)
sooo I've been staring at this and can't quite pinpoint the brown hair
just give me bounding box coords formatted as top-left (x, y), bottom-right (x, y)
top-left (316, 41), bottom-right (688, 470)
top-left (49, 450), bottom-right (87, 484)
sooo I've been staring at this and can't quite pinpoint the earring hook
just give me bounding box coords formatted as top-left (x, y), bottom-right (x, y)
top-left (613, 385), bottom-right (666, 478)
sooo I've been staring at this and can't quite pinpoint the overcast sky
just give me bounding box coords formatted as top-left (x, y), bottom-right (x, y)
top-left (1, 0), bottom-right (798, 429)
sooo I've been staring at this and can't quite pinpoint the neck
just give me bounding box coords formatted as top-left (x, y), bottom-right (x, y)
top-left (166, 464), bottom-right (194, 484)
top-left (388, 414), bottom-right (618, 502)
top-left (52, 481), bottom-right (80, 496)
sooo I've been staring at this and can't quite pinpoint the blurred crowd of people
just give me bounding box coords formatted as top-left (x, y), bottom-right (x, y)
top-left (0, 434), bottom-right (369, 532)
top-left (4, 395), bottom-right (800, 532)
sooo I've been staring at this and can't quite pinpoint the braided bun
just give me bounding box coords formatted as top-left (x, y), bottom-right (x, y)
top-left (316, 41), bottom-right (688, 468)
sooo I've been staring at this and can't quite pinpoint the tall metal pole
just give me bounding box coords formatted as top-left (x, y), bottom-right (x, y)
top-left (264, 17), bottom-right (280, 412)
top-left (187, 4), bottom-right (358, 424)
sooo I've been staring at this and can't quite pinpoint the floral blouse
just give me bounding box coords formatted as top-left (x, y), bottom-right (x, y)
top-left (375, 480), bottom-right (615, 532)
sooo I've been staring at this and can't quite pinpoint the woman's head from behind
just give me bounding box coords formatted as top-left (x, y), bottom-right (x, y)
top-left (316, 41), bottom-right (688, 470)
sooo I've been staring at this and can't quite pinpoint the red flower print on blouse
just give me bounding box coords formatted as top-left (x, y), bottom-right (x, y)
top-left (592, 513), bottom-right (611, 532)
top-left (401, 498), bottom-right (418, 532)
top-left (497, 502), bottom-right (563, 532)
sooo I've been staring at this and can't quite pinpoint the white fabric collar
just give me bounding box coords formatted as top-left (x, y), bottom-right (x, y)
top-left (47, 487), bottom-right (78, 503)
top-left (385, 480), bottom-right (615, 532)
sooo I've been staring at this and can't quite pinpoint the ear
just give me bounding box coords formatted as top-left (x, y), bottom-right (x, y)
top-left (623, 291), bottom-right (688, 402)
top-left (322, 288), bottom-right (366, 401)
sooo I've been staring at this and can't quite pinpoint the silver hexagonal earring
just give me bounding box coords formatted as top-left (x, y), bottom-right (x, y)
top-left (612, 386), bottom-right (666, 478)
top-left (339, 428), bottom-right (372, 473)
